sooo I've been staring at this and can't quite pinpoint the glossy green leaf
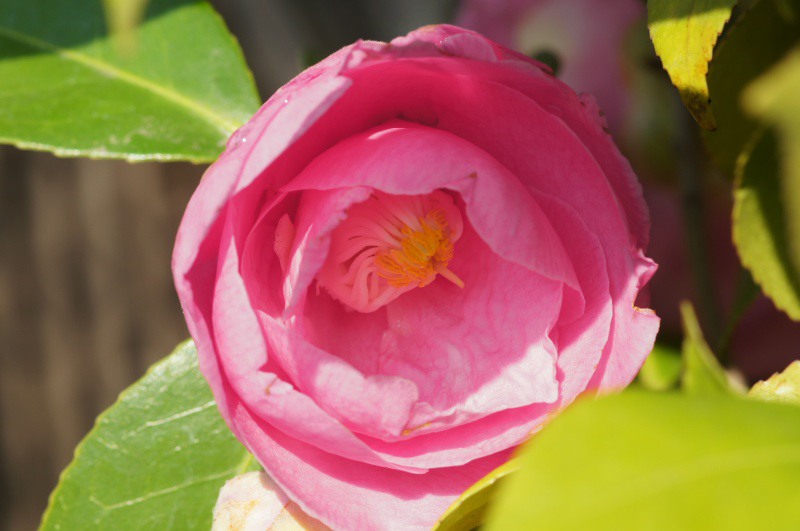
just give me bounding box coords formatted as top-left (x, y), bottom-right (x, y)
top-left (680, 302), bottom-right (737, 394)
top-left (637, 343), bottom-right (682, 391)
top-left (40, 340), bottom-right (260, 530)
top-left (703, 0), bottom-right (800, 177)
top-left (750, 360), bottom-right (800, 405)
top-left (648, 0), bottom-right (738, 130)
top-left (433, 458), bottom-right (519, 531)
top-left (743, 45), bottom-right (800, 296)
top-left (733, 129), bottom-right (800, 320)
top-left (0, 0), bottom-right (260, 162)
top-left (486, 391), bottom-right (800, 531)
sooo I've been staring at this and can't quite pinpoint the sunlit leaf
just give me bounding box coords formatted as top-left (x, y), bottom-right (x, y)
top-left (732, 129), bottom-right (800, 320)
top-left (486, 391), bottom-right (800, 530)
top-left (433, 458), bottom-right (519, 531)
top-left (648, 0), bottom-right (738, 130)
top-left (637, 343), bottom-right (681, 391)
top-left (703, 0), bottom-right (800, 177)
top-left (40, 340), bottom-right (259, 530)
top-left (0, 0), bottom-right (260, 162)
top-left (750, 360), bottom-right (800, 405)
top-left (680, 302), bottom-right (738, 394)
top-left (743, 45), bottom-right (800, 295)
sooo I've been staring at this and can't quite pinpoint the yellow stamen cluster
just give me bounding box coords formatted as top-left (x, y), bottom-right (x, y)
top-left (375, 210), bottom-right (463, 289)
top-left (315, 190), bottom-right (465, 313)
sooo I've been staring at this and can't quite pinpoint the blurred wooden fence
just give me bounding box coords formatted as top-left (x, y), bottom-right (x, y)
top-left (0, 147), bottom-right (200, 530)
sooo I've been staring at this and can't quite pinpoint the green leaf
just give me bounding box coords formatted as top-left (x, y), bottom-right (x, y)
top-left (0, 0), bottom-right (260, 162)
top-left (679, 302), bottom-right (737, 394)
top-left (732, 128), bottom-right (800, 320)
top-left (433, 458), bottom-right (519, 531)
top-left (40, 340), bottom-right (259, 530)
top-left (743, 45), bottom-right (800, 299)
top-left (703, 0), bottom-right (800, 177)
top-left (485, 391), bottom-right (800, 531)
top-left (637, 343), bottom-right (682, 391)
top-left (750, 360), bottom-right (800, 405)
top-left (648, 0), bottom-right (738, 130)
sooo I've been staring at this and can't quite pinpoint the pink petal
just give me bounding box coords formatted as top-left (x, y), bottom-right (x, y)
top-left (283, 121), bottom-right (580, 295)
top-left (225, 385), bottom-right (513, 531)
top-left (301, 219), bottom-right (561, 439)
top-left (191, 203), bottom-right (428, 473)
top-left (378, 24), bottom-right (650, 249)
top-left (352, 191), bottom-right (613, 469)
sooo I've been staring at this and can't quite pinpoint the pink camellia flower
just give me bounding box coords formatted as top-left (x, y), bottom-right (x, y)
top-left (173, 25), bottom-right (659, 530)
top-left (456, 0), bottom-right (644, 136)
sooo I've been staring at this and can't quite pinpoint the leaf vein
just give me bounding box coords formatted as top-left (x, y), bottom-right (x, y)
top-left (0, 25), bottom-right (240, 135)
top-left (88, 469), bottom-right (236, 511)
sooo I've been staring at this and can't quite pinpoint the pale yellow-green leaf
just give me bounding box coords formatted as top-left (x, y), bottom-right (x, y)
top-left (750, 360), bottom-right (800, 405)
top-left (637, 343), bottom-right (682, 391)
top-left (680, 302), bottom-right (739, 394)
top-left (732, 128), bottom-right (800, 320)
top-left (485, 392), bottom-right (800, 531)
top-left (433, 458), bottom-right (519, 531)
top-left (703, 0), bottom-right (800, 177)
top-left (743, 46), bottom-right (800, 294)
top-left (648, 0), bottom-right (738, 130)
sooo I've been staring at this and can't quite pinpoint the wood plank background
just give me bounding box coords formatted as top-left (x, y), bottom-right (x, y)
top-left (0, 151), bottom-right (201, 530)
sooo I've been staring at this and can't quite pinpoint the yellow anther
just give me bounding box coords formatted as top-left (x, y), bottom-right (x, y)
top-left (375, 211), bottom-right (464, 289)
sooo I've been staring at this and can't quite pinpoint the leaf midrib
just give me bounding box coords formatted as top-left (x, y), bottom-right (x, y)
top-left (0, 23), bottom-right (241, 136)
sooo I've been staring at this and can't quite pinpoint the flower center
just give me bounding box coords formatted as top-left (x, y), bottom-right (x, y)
top-left (316, 190), bottom-right (464, 313)
top-left (374, 209), bottom-right (463, 289)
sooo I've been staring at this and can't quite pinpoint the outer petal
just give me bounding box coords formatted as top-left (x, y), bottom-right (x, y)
top-left (205, 209), bottom-right (429, 473)
top-left (172, 40), bottom-right (358, 417)
top-left (224, 382), bottom-right (513, 531)
top-left (173, 49), bottom-right (354, 277)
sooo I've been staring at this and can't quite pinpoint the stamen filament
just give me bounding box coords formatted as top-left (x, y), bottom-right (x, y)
top-left (433, 262), bottom-right (465, 289)
top-left (316, 190), bottom-right (465, 312)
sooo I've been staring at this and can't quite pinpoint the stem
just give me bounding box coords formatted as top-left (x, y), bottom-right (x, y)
top-left (677, 110), bottom-right (721, 346)
top-left (714, 267), bottom-right (760, 362)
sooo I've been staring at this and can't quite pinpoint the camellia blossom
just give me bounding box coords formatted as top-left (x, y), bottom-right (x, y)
top-left (173, 25), bottom-right (659, 530)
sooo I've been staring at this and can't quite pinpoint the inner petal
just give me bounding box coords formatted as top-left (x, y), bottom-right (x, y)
top-left (316, 190), bottom-right (464, 312)
top-left (302, 217), bottom-right (562, 440)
